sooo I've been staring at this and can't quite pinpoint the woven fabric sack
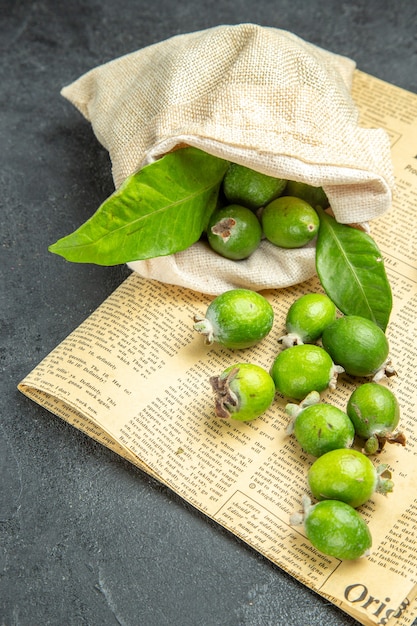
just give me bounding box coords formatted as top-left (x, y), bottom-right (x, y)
top-left (61, 23), bottom-right (394, 295)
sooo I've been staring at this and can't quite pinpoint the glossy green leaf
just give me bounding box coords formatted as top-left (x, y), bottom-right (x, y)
top-left (49, 147), bottom-right (229, 265)
top-left (315, 207), bottom-right (392, 331)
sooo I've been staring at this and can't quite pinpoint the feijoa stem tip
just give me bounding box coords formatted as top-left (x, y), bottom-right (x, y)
top-left (209, 367), bottom-right (240, 419)
top-left (193, 314), bottom-right (214, 344)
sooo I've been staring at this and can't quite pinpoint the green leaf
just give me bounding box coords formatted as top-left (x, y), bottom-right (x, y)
top-left (49, 147), bottom-right (229, 265)
top-left (315, 207), bottom-right (392, 331)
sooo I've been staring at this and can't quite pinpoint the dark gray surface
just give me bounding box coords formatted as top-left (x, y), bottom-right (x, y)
top-left (1, 1), bottom-right (417, 624)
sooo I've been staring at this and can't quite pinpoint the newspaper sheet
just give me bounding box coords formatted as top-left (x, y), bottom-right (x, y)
top-left (18, 70), bottom-right (417, 625)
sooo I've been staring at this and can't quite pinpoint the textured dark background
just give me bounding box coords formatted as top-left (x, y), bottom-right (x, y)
top-left (2, 1), bottom-right (417, 624)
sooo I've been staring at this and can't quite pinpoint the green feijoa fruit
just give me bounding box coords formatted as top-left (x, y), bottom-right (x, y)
top-left (285, 180), bottom-right (329, 209)
top-left (291, 496), bottom-right (372, 560)
top-left (261, 196), bottom-right (320, 248)
top-left (321, 315), bottom-right (393, 380)
top-left (223, 163), bottom-right (287, 210)
top-left (286, 392), bottom-right (355, 457)
top-left (280, 293), bottom-right (337, 348)
top-left (347, 382), bottom-right (405, 454)
top-left (207, 204), bottom-right (262, 260)
top-left (210, 363), bottom-right (276, 422)
top-left (193, 289), bottom-right (274, 349)
top-left (307, 448), bottom-right (394, 508)
top-left (270, 344), bottom-right (342, 400)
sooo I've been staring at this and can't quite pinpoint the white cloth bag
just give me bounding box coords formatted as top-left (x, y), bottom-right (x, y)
top-left (61, 24), bottom-right (394, 294)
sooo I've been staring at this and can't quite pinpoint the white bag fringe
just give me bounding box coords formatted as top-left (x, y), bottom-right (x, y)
top-left (61, 23), bottom-right (394, 295)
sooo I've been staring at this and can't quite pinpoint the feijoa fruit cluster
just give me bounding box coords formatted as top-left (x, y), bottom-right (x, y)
top-left (204, 163), bottom-right (326, 260)
top-left (273, 295), bottom-right (404, 561)
top-left (192, 241), bottom-right (404, 563)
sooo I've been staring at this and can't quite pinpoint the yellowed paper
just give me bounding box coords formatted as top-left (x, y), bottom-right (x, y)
top-left (19, 70), bottom-right (417, 625)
